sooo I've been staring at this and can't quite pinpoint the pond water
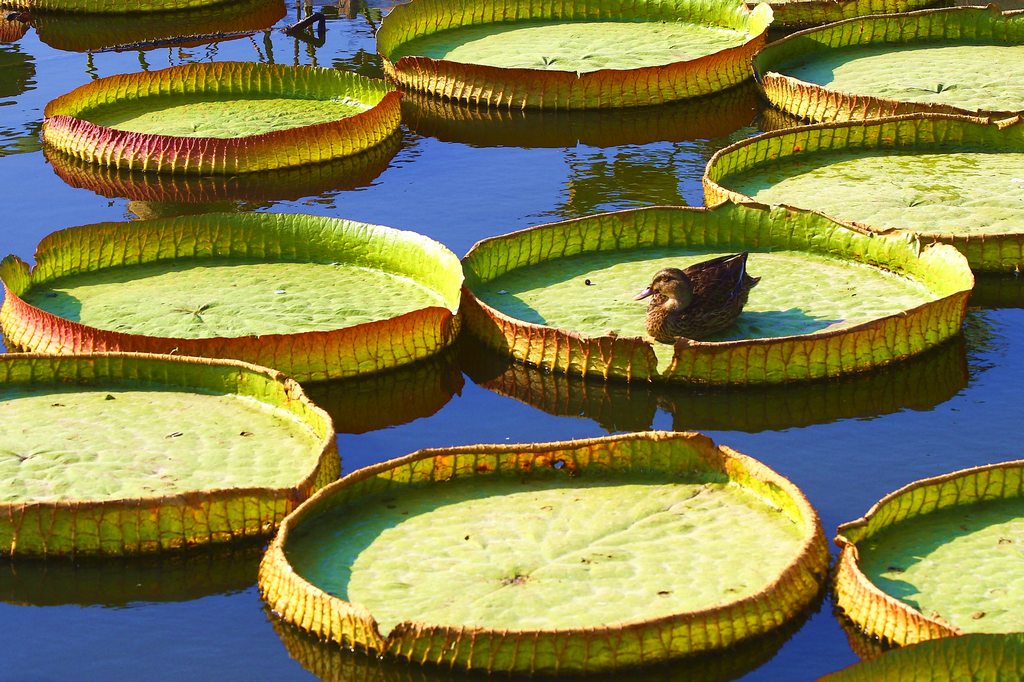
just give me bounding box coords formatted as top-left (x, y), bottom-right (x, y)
top-left (1, 2), bottom-right (1023, 679)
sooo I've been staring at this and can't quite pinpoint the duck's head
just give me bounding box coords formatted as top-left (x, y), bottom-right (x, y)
top-left (634, 268), bottom-right (693, 308)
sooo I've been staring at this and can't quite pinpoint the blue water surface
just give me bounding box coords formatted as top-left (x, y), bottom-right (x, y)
top-left (1, 3), bottom-right (1022, 680)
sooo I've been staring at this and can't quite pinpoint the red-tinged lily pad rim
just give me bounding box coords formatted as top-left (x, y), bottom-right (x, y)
top-left (42, 61), bottom-right (402, 174)
top-left (260, 430), bottom-right (829, 672)
top-left (753, 6), bottom-right (1024, 121)
top-left (0, 212), bottom-right (463, 382)
top-left (834, 459), bottom-right (1024, 645)
top-left (0, 351), bottom-right (339, 557)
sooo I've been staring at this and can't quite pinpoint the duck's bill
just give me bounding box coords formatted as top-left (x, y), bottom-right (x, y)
top-left (633, 287), bottom-right (653, 301)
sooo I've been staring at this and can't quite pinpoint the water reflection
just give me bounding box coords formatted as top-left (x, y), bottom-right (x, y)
top-left (403, 83), bottom-right (761, 149)
top-left (270, 592), bottom-right (820, 682)
top-left (970, 274), bottom-right (1024, 309)
top-left (0, 543), bottom-right (263, 607)
top-left (47, 132), bottom-right (401, 209)
top-left (0, 15), bottom-right (29, 44)
top-left (31, 0), bottom-right (285, 53)
top-left (758, 106), bottom-right (806, 134)
top-left (303, 350), bottom-right (464, 434)
top-left (462, 336), bottom-right (968, 433)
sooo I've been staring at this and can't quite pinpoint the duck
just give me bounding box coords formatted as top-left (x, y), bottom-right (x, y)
top-left (634, 253), bottom-right (760, 343)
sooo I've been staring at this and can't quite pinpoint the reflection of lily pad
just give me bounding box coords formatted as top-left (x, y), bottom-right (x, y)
top-left (46, 132), bottom-right (400, 204)
top-left (402, 83), bottom-right (760, 147)
top-left (32, 0), bottom-right (285, 52)
top-left (270, 589), bottom-right (818, 682)
top-left (755, 7), bottom-right (1024, 123)
top-left (43, 62), bottom-right (400, 174)
top-left (0, 353), bottom-right (337, 557)
top-left (821, 634), bottom-right (1024, 681)
top-left (704, 114), bottom-right (1024, 272)
top-left (835, 460), bottom-right (1024, 645)
top-left (462, 202), bottom-right (972, 385)
top-left (0, 213), bottom-right (462, 381)
top-left (0, 45), bottom-right (33, 100)
top-left (970, 275), bottom-right (1024, 309)
top-left (260, 431), bottom-right (828, 673)
top-left (462, 334), bottom-right (967, 432)
top-left (0, 544), bottom-right (262, 606)
top-left (377, 0), bottom-right (773, 109)
top-left (0, 17), bottom-right (29, 44)
top-left (302, 350), bottom-right (464, 434)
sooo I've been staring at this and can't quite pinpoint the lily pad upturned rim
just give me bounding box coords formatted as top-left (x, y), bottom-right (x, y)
top-left (754, 6), bottom-right (1024, 123)
top-left (0, 352), bottom-right (338, 557)
top-left (703, 112), bottom-right (1024, 273)
top-left (0, 0), bottom-right (257, 13)
top-left (819, 633), bottom-right (1024, 681)
top-left (0, 212), bottom-right (464, 382)
top-left (748, 0), bottom-right (935, 29)
top-left (460, 201), bottom-right (973, 385)
top-left (376, 0), bottom-right (774, 110)
top-left (258, 430), bottom-right (829, 674)
top-left (42, 61), bottom-right (401, 174)
top-left (833, 459), bottom-right (1024, 647)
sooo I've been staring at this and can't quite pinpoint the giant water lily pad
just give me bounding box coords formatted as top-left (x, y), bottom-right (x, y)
top-left (376, 0), bottom-right (773, 109)
top-left (461, 202), bottom-right (971, 385)
top-left (259, 431), bottom-right (828, 673)
top-left (821, 634), bottom-right (1024, 681)
top-left (755, 7), bottom-right (1024, 123)
top-left (835, 460), bottom-right (1024, 646)
top-left (1, 0), bottom-right (266, 14)
top-left (43, 61), bottom-right (400, 174)
top-left (704, 114), bottom-right (1024, 272)
top-left (461, 335), bottom-right (967, 432)
top-left (0, 353), bottom-right (338, 557)
top-left (0, 213), bottom-right (463, 381)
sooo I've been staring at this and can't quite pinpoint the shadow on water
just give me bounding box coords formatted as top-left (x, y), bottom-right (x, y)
top-left (0, 542), bottom-right (263, 607)
top-left (268, 587), bottom-right (823, 682)
top-left (30, 0), bottom-right (285, 53)
top-left (460, 334), bottom-right (969, 434)
top-left (46, 131), bottom-right (402, 210)
top-left (302, 348), bottom-right (464, 435)
top-left (402, 82), bottom-right (761, 150)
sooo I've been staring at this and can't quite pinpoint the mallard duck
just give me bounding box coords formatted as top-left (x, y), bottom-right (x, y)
top-left (634, 253), bottom-right (760, 343)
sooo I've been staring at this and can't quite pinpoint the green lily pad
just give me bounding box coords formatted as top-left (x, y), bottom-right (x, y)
top-left (43, 61), bottom-right (400, 174)
top-left (821, 634), bottom-right (1024, 681)
top-left (704, 114), bottom-right (1024, 272)
top-left (835, 460), bottom-right (1024, 645)
top-left (259, 431), bottom-right (828, 673)
top-left (0, 353), bottom-right (338, 557)
top-left (377, 0), bottom-right (773, 109)
top-left (752, 0), bottom-right (935, 29)
top-left (0, 213), bottom-right (463, 381)
top-left (462, 202), bottom-right (972, 384)
top-left (754, 6), bottom-right (1024, 122)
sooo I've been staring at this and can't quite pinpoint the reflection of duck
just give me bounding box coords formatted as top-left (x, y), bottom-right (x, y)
top-left (634, 253), bottom-right (760, 342)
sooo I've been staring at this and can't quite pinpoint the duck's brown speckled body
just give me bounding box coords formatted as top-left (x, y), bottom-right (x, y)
top-left (634, 253), bottom-right (760, 343)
